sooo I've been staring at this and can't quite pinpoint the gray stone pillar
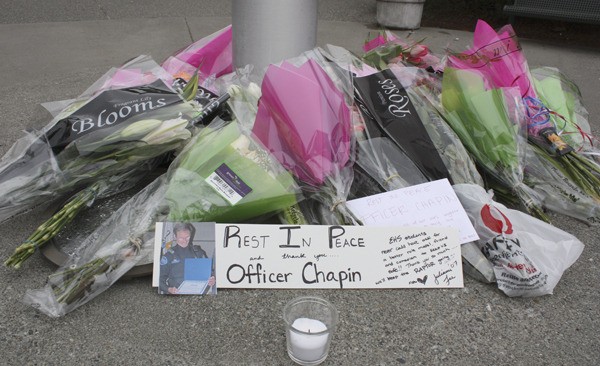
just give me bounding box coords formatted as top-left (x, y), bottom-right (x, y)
top-left (232, 0), bottom-right (318, 72)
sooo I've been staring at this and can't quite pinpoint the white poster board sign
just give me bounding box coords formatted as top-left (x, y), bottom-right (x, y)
top-left (215, 224), bottom-right (463, 289)
top-left (346, 179), bottom-right (479, 244)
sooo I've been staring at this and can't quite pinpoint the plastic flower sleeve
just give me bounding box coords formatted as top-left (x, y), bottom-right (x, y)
top-left (83, 55), bottom-right (176, 98)
top-left (319, 44), bottom-right (379, 78)
top-left (0, 56), bottom-right (194, 224)
top-left (417, 101), bottom-right (485, 186)
top-left (440, 67), bottom-right (548, 221)
top-left (388, 65), bottom-right (485, 186)
top-left (352, 82), bottom-right (430, 191)
top-left (161, 25), bottom-right (233, 81)
top-left (40, 99), bottom-right (78, 118)
top-left (252, 53), bottom-right (358, 225)
top-left (212, 64), bottom-right (263, 131)
top-left (448, 21), bottom-right (532, 99)
top-left (24, 114), bottom-right (301, 316)
top-left (4, 55), bottom-right (241, 268)
top-left (531, 67), bottom-right (599, 156)
top-left (448, 20), bottom-right (600, 201)
top-left (523, 144), bottom-right (600, 225)
top-left (314, 47), bottom-right (412, 194)
top-left (0, 132), bottom-right (62, 218)
top-left (165, 121), bottom-right (300, 222)
top-left (356, 138), bottom-right (428, 190)
top-left (353, 67), bottom-right (453, 183)
top-left (23, 175), bottom-right (169, 317)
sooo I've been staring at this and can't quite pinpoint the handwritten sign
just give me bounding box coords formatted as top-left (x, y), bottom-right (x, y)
top-left (215, 224), bottom-right (463, 289)
top-left (345, 179), bottom-right (479, 244)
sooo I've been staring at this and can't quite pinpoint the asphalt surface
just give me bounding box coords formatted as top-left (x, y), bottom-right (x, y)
top-left (0, 2), bottom-right (599, 365)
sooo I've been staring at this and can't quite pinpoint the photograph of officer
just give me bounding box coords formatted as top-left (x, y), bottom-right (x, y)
top-left (159, 222), bottom-right (216, 294)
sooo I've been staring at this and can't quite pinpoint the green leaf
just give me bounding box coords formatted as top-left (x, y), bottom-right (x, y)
top-left (182, 68), bottom-right (200, 102)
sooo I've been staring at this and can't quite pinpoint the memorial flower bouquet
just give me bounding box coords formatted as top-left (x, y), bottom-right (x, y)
top-left (361, 30), bottom-right (443, 72)
top-left (439, 66), bottom-right (548, 221)
top-left (23, 85), bottom-right (301, 317)
top-left (353, 65), bottom-right (463, 186)
top-left (529, 67), bottom-right (598, 154)
top-left (5, 21), bottom-right (239, 268)
top-left (312, 46), bottom-right (425, 192)
top-left (448, 20), bottom-right (600, 202)
top-left (4, 111), bottom-right (194, 269)
top-left (320, 44), bottom-right (481, 188)
top-left (252, 54), bottom-right (357, 225)
top-left (316, 46), bottom-right (495, 283)
top-left (351, 62), bottom-right (495, 282)
top-left (3, 54), bottom-right (241, 269)
top-left (406, 64), bottom-right (600, 226)
top-left (0, 56), bottom-right (184, 222)
top-left (523, 143), bottom-right (600, 225)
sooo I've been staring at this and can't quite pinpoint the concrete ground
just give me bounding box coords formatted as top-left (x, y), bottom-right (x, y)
top-left (0, 2), bottom-right (599, 365)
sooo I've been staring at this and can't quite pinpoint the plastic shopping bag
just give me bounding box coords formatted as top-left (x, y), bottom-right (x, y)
top-left (453, 184), bottom-right (584, 297)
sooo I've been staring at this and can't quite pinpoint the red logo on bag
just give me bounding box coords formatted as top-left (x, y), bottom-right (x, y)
top-left (480, 204), bottom-right (513, 234)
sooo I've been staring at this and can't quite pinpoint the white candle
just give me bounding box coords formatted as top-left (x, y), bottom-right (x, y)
top-left (289, 317), bottom-right (329, 363)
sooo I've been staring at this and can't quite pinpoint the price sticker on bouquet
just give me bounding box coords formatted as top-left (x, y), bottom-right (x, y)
top-left (206, 163), bottom-right (253, 205)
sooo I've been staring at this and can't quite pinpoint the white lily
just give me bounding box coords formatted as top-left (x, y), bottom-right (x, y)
top-left (119, 118), bottom-right (163, 139)
top-left (141, 116), bottom-right (191, 145)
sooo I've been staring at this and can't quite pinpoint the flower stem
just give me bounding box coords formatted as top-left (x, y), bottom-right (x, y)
top-left (513, 184), bottom-right (551, 223)
top-left (4, 182), bottom-right (101, 269)
top-left (281, 204), bottom-right (308, 225)
top-left (50, 238), bottom-right (142, 305)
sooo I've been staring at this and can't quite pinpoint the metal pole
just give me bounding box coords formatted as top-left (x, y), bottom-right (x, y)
top-left (232, 0), bottom-right (318, 72)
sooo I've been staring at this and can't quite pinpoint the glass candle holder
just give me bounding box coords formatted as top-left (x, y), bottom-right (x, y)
top-left (283, 296), bottom-right (338, 365)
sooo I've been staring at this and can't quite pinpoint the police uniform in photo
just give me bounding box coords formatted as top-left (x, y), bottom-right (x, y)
top-left (159, 243), bottom-right (208, 294)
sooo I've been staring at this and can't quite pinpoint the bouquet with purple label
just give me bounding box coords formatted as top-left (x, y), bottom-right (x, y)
top-left (23, 84), bottom-right (301, 317)
top-left (164, 118), bottom-right (300, 222)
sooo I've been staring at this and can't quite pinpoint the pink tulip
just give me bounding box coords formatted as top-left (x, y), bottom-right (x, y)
top-left (253, 59), bottom-right (352, 187)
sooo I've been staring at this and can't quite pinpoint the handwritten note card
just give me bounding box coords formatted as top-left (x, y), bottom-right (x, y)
top-left (215, 224), bottom-right (463, 289)
top-left (346, 179), bottom-right (479, 244)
